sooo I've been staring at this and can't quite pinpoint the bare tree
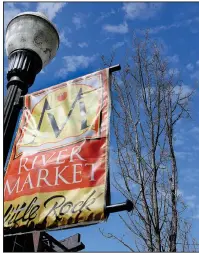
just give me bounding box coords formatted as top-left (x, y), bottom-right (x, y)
top-left (101, 33), bottom-right (197, 251)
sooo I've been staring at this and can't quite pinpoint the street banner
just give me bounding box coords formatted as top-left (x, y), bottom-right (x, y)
top-left (4, 68), bottom-right (111, 235)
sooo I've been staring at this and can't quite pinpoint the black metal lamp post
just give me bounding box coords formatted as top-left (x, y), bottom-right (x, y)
top-left (4, 11), bottom-right (60, 252)
top-left (4, 11), bottom-right (59, 166)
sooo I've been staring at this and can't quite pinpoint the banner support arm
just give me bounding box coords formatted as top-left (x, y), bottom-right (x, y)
top-left (105, 199), bottom-right (133, 215)
top-left (109, 64), bottom-right (121, 73)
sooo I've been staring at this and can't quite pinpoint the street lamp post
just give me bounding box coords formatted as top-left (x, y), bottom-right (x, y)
top-left (4, 12), bottom-right (59, 166)
top-left (4, 12), bottom-right (59, 252)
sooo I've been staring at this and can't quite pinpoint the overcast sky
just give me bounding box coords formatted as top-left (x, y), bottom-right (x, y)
top-left (3, 2), bottom-right (199, 251)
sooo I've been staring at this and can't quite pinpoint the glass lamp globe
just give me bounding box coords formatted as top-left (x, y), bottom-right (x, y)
top-left (5, 11), bottom-right (59, 68)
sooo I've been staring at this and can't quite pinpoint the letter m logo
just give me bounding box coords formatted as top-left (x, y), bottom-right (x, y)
top-left (17, 83), bottom-right (101, 153)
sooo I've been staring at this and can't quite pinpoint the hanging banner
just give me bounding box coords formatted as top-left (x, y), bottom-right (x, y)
top-left (4, 68), bottom-right (111, 235)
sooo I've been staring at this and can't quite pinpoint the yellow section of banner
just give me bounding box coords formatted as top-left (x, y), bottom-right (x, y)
top-left (4, 185), bottom-right (105, 231)
top-left (17, 82), bottom-right (101, 155)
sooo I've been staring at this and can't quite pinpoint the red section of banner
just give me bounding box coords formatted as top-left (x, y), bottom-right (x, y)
top-left (4, 139), bottom-right (107, 202)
